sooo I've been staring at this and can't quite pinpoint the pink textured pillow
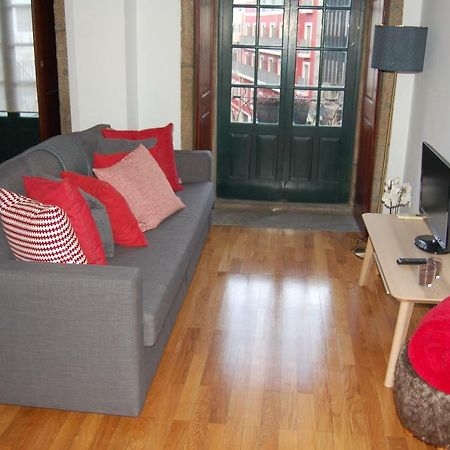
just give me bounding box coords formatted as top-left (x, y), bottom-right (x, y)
top-left (93, 145), bottom-right (185, 231)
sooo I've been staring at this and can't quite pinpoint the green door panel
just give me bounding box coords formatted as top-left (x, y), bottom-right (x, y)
top-left (217, 0), bottom-right (365, 204)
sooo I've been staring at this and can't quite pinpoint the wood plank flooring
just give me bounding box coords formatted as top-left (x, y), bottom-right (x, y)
top-left (0, 226), bottom-right (440, 449)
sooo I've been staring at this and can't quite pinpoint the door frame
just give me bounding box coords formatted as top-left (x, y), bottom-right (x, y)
top-left (352, 0), bottom-right (404, 227)
top-left (216, 0), bottom-right (367, 204)
top-left (32, 0), bottom-right (61, 141)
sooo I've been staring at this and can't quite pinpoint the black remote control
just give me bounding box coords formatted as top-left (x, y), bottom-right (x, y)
top-left (396, 257), bottom-right (428, 265)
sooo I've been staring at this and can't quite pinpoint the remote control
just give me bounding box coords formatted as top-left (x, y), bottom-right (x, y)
top-left (396, 257), bottom-right (428, 265)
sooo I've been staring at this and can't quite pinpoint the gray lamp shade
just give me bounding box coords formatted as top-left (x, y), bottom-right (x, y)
top-left (371, 25), bottom-right (428, 73)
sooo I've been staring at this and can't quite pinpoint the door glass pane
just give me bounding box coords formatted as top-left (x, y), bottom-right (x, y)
top-left (232, 48), bottom-right (255, 84)
top-left (258, 49), bottom-right (282, 85)
top-left (256, 88), bottom-right (280, 124)
top-left (293, 90), bottom-right (317, 125)
top-left (14, 46), bottom-right (37, 113)
top-left (299, 0), bottom-right (323, 5)
top-left (259, 8), bottom-right (284, 46)
top-left (321, 51), bottom-right (346, 87)
top-left (0, 14), bottom-right (5, 111)
top-left (320, 90), bottom-right (344, 126)
top-left (297, 10), bottom-right (323, 48)
top-left (295, 50), bottom-right (320, 87)
top-left (233, 8), bottom-right (257, 45)
top-left (326, 0), bottom-right (351, 6)
top-left (323, 10), bottom-right (350, 48)
top-left (233, 0), bottom-right (256, 4)
top-left (231, 87), bottom-right (254, 123)
top-left (261, 0), bottom-right (284, 5)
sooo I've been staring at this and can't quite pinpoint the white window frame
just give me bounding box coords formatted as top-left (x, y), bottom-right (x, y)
top-left (302, 62), bottom-right (311, 85)
top-left (261, 23), bottom-right (267, 38)
top-left (269, 22), bottom-right (276, 38)
top-left (304, 23), bottom-right (312, 46)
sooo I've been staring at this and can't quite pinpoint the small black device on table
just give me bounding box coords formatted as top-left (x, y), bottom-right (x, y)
top-left (396, 257), bottom-right (428, 265)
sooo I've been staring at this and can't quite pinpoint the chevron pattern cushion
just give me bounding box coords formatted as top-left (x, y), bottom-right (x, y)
top-left (0, 188), bottom-right (87, 264)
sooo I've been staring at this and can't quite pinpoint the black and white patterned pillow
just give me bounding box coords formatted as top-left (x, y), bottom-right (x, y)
top-left (0, 188), bottom-right (87, 264)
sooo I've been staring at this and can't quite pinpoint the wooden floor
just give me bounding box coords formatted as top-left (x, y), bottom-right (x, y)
top-left (0, 226), bottom-right (439, 449)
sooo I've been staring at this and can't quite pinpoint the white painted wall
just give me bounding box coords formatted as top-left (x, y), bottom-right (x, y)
top-left (136, 1), bottom-right (181, 147)
top-left (65, 0), bottom-right (128, 131)
top-left (403, 1), bottom-right (450, 211)
top-left (385, 0), bottom-right (423, 187)
top-left (65, 0), bottom-right (181, 147)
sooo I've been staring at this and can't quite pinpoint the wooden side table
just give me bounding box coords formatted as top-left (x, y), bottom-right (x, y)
top-left (359, 213), bottom-right (450, 387)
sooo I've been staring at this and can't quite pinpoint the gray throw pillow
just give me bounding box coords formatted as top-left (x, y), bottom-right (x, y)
top-left (80, 190), bottom-right (115, 258)
top-left (96, 136), bottom-right (157, 154)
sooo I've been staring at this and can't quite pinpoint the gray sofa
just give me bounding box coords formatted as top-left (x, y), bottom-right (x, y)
top-left (0, 125), bottom-right (215, 416)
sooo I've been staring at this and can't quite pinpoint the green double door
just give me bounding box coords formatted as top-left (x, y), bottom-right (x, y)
top-left (217, 0), bottom-right (364, 203)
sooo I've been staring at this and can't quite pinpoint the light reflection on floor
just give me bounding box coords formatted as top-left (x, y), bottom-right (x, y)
top-left (216, 273), bottom-right (332, 389)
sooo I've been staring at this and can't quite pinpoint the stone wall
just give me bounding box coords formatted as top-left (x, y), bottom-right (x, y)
top-left (54, 0), bottom-right (71, 134)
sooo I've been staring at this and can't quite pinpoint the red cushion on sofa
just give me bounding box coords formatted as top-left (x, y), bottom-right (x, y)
top-left (408, 296), bottom-right (450, 394)
top-left (60, 171), bottom-right (147, 248)
top-left (93, 152), bottom-right (128, 169)
top-left (101, 123), bottom-right (183, 192)
top-left (24, 176), bottom-right (107, 265)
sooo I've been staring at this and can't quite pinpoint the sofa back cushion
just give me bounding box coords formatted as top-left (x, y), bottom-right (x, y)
top-left (24, 177), bottom-right (107, 265)
top-left (0, 124), bottom-right (109, 260)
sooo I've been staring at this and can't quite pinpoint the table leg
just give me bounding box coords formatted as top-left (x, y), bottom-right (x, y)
top-left (384, 301), bottom-right (415, 388)
top-left (358, 237), bottom-right (374, 287)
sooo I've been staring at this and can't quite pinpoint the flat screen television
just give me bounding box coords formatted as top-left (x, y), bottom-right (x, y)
top-left (415, 142), bottom-right (450, 254)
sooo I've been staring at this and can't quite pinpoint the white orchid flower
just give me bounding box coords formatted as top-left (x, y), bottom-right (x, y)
top-left (382, 177), bottom-right (412, 213)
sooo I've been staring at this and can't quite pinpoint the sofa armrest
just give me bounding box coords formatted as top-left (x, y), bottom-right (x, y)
top-left (0, 260), bottom-right (147, 416)
top-left (174, 150), bottom-right (212, 183)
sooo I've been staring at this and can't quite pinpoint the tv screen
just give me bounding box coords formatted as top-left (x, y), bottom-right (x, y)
top-left (417, 142), bottom-right (450, 254)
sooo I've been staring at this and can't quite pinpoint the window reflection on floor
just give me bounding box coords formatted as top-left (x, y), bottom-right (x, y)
top-left (217, 273), bottom-right (331, 386)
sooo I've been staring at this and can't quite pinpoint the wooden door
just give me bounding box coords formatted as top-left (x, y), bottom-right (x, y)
top-left (353, 0), bottom-right (389, 223)
top-left (31, 0), bottom-right (60, 140)
top-left (195, 0), bottom-right (215, 150)
top-left (217, 0), bottom-right (365, 203)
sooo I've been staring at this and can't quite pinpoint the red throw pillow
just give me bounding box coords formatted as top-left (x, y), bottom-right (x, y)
top-left (24, 177), bottom-right (107, 265)
top-left (101, 123), bottom-right (183, 192)
top-left (93, 152), bottom-right (128, 169)
top-left (60, 172), bottom-right (148, 247)
top-left (408, 296), bottom-right (450, 394)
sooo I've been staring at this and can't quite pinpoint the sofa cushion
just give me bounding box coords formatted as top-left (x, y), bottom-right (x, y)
top-left (17, 173), bottom-right (114, 259)
top-left (96, 136), bottom-right (156, 154)
top-left (61, 171), bottom-right (148, 248)
top-left (0, 188), bottom-right (88, 264)
top-left (102, 123), bottom-right (183, 192)
top-left (81, 192), bottom-right (114, 258)
top-left (109, 181), bottom-right (215, 346)
top-left (23, 177), bottom-right (107, 265)
top-left (93, 145), bottom-right (185, 231)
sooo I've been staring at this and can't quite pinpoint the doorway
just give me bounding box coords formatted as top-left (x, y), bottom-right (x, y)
top-left (0, 0), bottom-right (60, 163)
top-left (217, 0), bottom-right (365, 203)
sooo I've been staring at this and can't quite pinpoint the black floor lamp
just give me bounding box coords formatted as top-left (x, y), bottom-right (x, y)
top-left (370, 25), bottom-right (428, 212)
top-left (353, 25), bottom-right (427, 259)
